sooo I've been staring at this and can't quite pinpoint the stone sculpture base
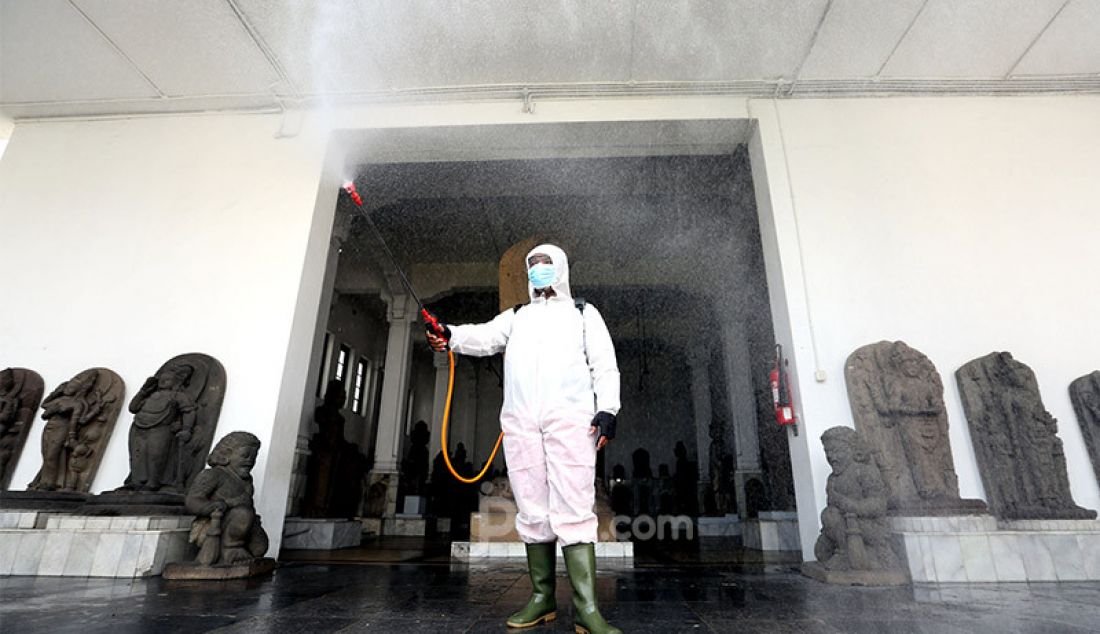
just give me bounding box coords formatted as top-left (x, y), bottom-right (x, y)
top-left (891, 497), bottom-right (988, 517)
top-left (162, 557), bottom-right (276, 580)
top-left (80, 491), bottom-right (187, 516)
top-left (0, 490), bottom-right (89, 512)
top-left (893, 515), bottom-right (1100, 582)
top-left (801, 561), bottom-right (909, 586)
top-left (743, 511), bottom-right (800, 551)
top-left (470, 511), bottom-right (519, 542)
top-left (451, 540), bottom-right (633, 560)
top-left (469, 509), bottom-right (619, 542)
top-left (0, 512), bottom-right (192, 577)
top-left (696, 514), bottom-right (741, 537)
top-left (360, 516), bottom-right (450, 537)
top-left (281, 517), bottom-right (361, 550)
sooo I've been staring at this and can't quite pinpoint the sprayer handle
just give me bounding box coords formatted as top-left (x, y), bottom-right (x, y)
top-left (421, 308), bottom-right (448, 338)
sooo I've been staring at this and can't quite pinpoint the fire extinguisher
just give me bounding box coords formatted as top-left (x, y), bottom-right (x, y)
top-left (770, 344), bottom-right (798, 435)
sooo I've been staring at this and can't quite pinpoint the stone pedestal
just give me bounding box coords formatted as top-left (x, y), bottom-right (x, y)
top-left (801, 561), bottom-right (909, 586)
top-left (163, 558), bottom-right (276, 580)
top-left (281, 517), bottom-right (361, 550)
top-left (0, 490), bottom-right (89, 512)
top-left (383, 514), bottom-right (426, 536)
top-left (744, 511), bottom-right (800, 551)
top-left (402, 495), bottom-right (425, 515)
top-left (892, 515), bottom-right (1100, 582)
top-left (361, 515), bottom-right (449, 537)
top-left (470, 511), bottom-right (519, 542)
top-left (80, 491), bottom-right (188, 515)
top-left (451, 540), bottom-right (633, 560)
top-left (470, 507), bottom-right (618, 543)
top-left (0, 512), bottom-right (192, 577)
top-left (696, 514), bottom-right (741, 537)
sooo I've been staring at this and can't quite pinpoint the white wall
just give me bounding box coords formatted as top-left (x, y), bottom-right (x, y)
top-left (752, 95), bottom-right (1100, 557)
top-left (6, 94), bottom-right (1098, 562)
top-left (0, 113), bottom-right (332, 554)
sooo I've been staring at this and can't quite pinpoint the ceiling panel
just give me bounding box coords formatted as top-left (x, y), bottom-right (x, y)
top-left (1013, 0), bottom-right (1100, 76)
top-left (0, 0), bottom-right (157, 103)
top-left (72, 0), bottom-right (281, 96)
top-left (880, 0), bottom-right (1066, 78)
top-left (799, 0), bottom-right (925, 79)
top-left (235, 0), bottom-right (633, 94)
top-left (631, 0), bottom-right (830, 81)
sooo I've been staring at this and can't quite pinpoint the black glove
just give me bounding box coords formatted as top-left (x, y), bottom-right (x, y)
top-left (591, 411), bottom-right (616, 441)
top-left (424, 322), bottom-right (451, 340)
top-left (424, 323), bottom-right (452, 350)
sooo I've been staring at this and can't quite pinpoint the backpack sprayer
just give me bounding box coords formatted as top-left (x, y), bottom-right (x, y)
top-left (341, 182), bottom-right (502, 484)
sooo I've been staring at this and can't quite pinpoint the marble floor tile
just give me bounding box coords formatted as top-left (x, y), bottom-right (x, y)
top-left (2, 558), bottom-right (1100, 633)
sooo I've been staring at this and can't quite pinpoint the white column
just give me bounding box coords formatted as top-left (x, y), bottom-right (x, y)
top-left (372, 294), bottom-right (417, 515)
top-left (429, 351), bottom-right (454, 460)
top-left (721, 319), bottom-right (763, 518)
top-left (689, 345), bottom-right (713, 482)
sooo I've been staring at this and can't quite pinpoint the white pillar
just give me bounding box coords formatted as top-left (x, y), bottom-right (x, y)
top-left (689, 345), bottom-right (713, 482)
top-left (429, 351), bottom-right (454, 461)
top-left (372, 294), bottom-right (417, 515)
top-left (721, 319), bottom-right (763, 518)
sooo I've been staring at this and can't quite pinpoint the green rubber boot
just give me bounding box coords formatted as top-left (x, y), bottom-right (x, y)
top-left (506, 541), bottom-right (557, 628)
top-left (562, 542), bottom-right (621, 634)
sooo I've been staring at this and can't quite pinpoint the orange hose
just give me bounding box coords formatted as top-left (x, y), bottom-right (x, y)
top-left (440, 349), bottom-right (504, 483)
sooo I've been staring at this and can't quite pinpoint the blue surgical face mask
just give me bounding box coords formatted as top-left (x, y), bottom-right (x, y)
top-left (527, 263), bottom-right (556, 289)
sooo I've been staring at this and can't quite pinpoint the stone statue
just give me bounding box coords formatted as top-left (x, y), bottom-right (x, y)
top-left (632, 448), bottom-right (655, 516)
top-left (813, 427), bottom-right (901, 574)
top-left (478, 474), bottom-right (517, 514)
top-left (401, 420), bottom-right (431, 497)
top-left (365, 474), bottom-right (390, 518)
top-left (120, 354), bottom-right (226, 493)
top-left (301, 380), bottom-right (367, 518)
top-left (845, 341), bottom-right (985, 514)
top-left (29, 368), bottom-right (123, 492)
top-left (1069, 371), bottom-right (1100, 489)
top-left (956, 352), bottom-right (1095, 520)
top-left (0, 368), bottom-right (44, 490)
top-left (184, 432), bottom-right (269, 565)
top-left (672, 440), bottom-right (698, 516)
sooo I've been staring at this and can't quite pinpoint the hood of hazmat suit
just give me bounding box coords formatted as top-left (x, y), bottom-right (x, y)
top-left (524, 243), bottom-right (572, 300)
top-left (446, 243), bottom-right (620, 544)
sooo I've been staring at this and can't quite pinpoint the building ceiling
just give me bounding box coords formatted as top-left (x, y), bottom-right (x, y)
top-left (3, 0), bottom-right (1099, 120)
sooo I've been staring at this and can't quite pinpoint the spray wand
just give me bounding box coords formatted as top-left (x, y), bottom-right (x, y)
top-left (341, 182), bottom-right (502, 484)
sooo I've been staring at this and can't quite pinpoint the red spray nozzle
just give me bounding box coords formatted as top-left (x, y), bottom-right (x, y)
top-left (342, 181), bottom-right (364, 207)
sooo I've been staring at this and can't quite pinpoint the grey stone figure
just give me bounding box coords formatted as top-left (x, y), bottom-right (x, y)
top-left (301, 380), bottom-right (367, 518)
top-left (163, 432), bottom-right (275, 579)
top-left (401, 420), bottom-right (431, 498)
top-left (845, 341), bottom-right (986, 515)
top-left (956, 352), bottom-right (1095, 520)
top-left (29, 368), bottom-right (124, 492)
top-left (812, 427), bottom-right (901, 574)
top-left (1069, 371), bottom-right (1100, 488)
top-left (120, 354), bottom-right (226, 493)
top-left (0, 368), bottom-right (44, 490)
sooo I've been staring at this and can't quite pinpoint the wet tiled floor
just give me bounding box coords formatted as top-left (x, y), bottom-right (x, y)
top-left (2, 560), bottom-right (1098, 633)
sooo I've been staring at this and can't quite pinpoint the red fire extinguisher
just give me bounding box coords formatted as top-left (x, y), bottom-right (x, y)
top-left (770, 344), bottom-right (798, 434)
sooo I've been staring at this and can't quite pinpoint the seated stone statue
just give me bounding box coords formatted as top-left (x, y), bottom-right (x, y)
top-left (184, 432), bottom-right (269, 566)
top-left (814, 427), bottom-right (900, 572)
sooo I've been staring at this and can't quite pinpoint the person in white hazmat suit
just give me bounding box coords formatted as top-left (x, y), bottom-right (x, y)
top-left (426, 243), bottom-right (621, 634)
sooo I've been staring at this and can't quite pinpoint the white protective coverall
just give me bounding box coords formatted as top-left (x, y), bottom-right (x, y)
top-left (448, 244), bottom-right (621, 546)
